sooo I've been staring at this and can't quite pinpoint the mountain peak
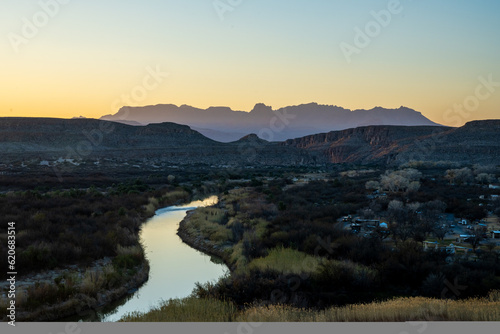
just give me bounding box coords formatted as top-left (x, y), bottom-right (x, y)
top-left (251, 103), bottom-right (273, 113)
top-left (235, 133), bottom-right (269, 143)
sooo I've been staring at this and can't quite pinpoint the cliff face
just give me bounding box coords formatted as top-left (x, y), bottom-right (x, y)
top-left (283, 121), bottom-right (500, 165)
top-left (394, 120), bottom-right (500, 164)
top-left (283, 126), bottom-right (451, 164)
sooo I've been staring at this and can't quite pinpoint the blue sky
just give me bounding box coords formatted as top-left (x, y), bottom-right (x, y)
top-left (1, 0), bottom-right (499, 125)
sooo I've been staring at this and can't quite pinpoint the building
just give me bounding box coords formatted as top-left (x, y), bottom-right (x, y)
top-left (491, 231), bottom-right (500, 239)
top-left (355, 219), bottom-right (380, 227)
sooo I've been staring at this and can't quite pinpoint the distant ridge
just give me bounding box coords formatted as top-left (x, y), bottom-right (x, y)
top-left (99, 103), bottom-right (441, 142)
top-left (0, 118), bottom-right (313, 166)
top-left (1, 118), bottom-right (499, 166)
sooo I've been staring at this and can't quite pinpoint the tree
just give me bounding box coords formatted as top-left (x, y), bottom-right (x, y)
top-left (445, 169), bottom-right (456, 185)
top-left (466, 234), bottom-right (482, 252)
top-left (380, 169), bottom-right (422, 193)
top-left (358, 208), bottom-right (375, 219)
top-left (476, 173), bottom-right (495, 185)
top-left (388, 201), bottom-right (414, 243)
top-left (372, 225), bottom-right (390, 240)
top-left (445, 168), bottom-right (473, 185)
top-left (365, 180), bottom-right (380, 190)
top-left (381, 173), bottom-right (409, 192)
top-left (466, 226), bottom-right (487, 251)
top-left (408, 181), bottom-right (421, 192)
top-left (433, 225), bottom-right (448, 241)
top-left (421, 200), bottom-right (448, 240)
top-left (388, 200), bottom-right (404, 212)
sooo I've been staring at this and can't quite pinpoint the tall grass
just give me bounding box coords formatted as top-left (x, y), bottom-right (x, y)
top-left (80, 269), bottom-right (105, 296)
top-left (113, 244), bottom-right (145, 270)
top-left (120, 297), bottom-right (238, 322)
top-left (117, 290), bottom-right (500, 322)
top-left (238, 290), bottom-right (500, 322)
top-left (248, 246), bottom-right (325, 275)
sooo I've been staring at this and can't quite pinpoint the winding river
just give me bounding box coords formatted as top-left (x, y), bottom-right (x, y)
top-left (71, 196), bottom-right (228, 322)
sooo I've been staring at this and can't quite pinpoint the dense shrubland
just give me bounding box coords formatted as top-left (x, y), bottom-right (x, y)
top-left (0, 180), bottom-right (191, 279)
top-left (179, 165), bottom-right (500, 313)
top-left (1, 163), bottom-right (499, 321)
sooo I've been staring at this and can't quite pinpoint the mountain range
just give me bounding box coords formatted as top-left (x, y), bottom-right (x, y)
top-left (1, 118), bottom-right (499, 167)
top-left (100, 103), bottom-right (441, 142)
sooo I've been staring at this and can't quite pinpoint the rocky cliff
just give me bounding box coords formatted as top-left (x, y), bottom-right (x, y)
top-left (283, 121), bottom-right (500, 165)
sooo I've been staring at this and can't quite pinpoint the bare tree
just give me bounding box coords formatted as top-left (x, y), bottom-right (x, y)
top-left (365, 180), bottom-right (380, 190)
top-left (408, 181), bottom-right (421, 192)
top-left (380, 169), bottom-right (422, 193)
top-left (445, 168), bottom-right (473, 185)
top-left (466, 226), bottom-right (487, 252)
top-left (433, 225), bottom-right (447, 241)
top-left (388, 201), bottom-right (416, 243)
top-left (476, 173), bottom-right (495, 185)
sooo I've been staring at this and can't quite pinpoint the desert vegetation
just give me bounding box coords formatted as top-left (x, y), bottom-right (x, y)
top-left (173, 163), bottom-right (500, 319)
top-left (1, 162), bottom-right (500, 322)
top-left (0, 177), bottom-right (193, 321)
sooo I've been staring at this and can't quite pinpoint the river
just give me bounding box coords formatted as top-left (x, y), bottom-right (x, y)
top-left (71, 195), bottom-right (228, 322)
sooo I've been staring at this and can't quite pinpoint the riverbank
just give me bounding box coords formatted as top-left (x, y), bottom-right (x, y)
top-left (177, 209), bottom-right (235, 272)
top-left (68, 194), bottom-right (224, 322)
top-left (0, 191), bottom-right (218, 322)
top-left (14, 261), bottom-right (150, 322)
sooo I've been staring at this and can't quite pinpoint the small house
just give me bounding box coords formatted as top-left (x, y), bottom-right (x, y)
top-left (491, 231), bottom-right (500, 239)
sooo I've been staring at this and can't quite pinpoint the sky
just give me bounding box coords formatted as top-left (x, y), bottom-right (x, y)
top-left (1, 0), bottom-right (499, 126)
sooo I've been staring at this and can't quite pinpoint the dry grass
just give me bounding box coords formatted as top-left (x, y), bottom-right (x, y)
top-left (117, 290), bottom-right (500, 322)
top-left (120, 297), bottom-right (238, 322)
top-left (238, 290), bottom-right (500, 322)
top-left (80, 269), bottom-right (105, 295)
top-left (248, 246), bottom-right (325, 275)
top-left (228, 241), bottom-right (248, 270)
top-left (116, 244), bottom-right (143, 258)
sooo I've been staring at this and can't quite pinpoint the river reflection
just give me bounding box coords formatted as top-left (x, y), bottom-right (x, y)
top-left (71, 196), bottom-right (227, 322)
